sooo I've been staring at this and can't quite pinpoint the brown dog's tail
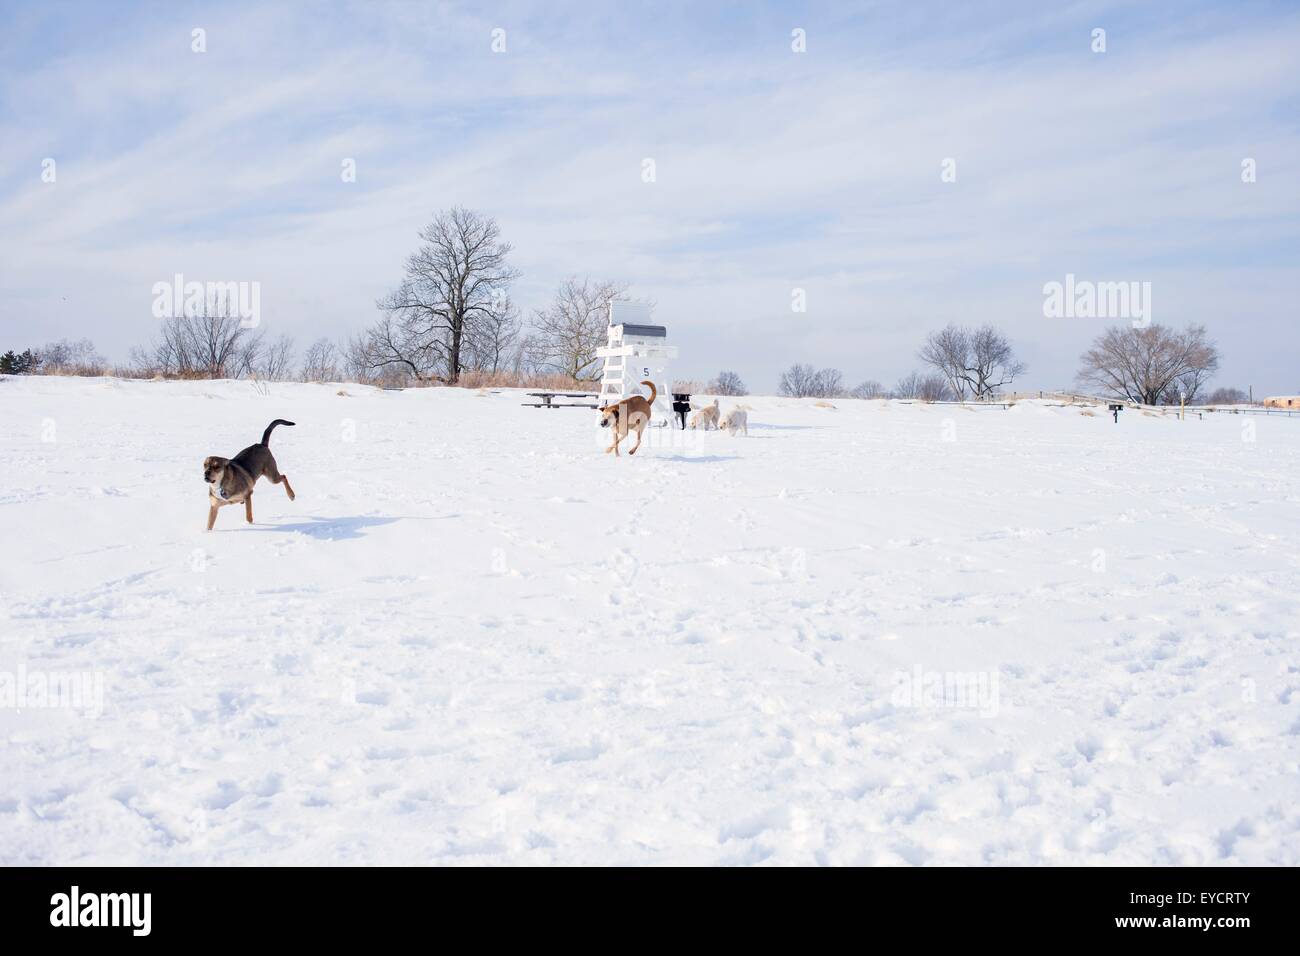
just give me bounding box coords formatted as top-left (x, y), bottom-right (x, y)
top-left (261, 419), bottom-right (295, 446)
top-left (640, 380), bottom-right (657, 405)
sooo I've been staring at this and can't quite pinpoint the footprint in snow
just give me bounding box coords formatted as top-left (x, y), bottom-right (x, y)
top-left (1074, 736), bottom-right (1103, 762)
top-left (550, 741), bottom-right (604, 764)
top-left (253, 774), bottom-right (283, 798)
top-left (202, 781), bottom-right (243, 811)
top-left (544, 685), bottom-right (583, 702)
top-left (718, 806), bottom-right (791, 842)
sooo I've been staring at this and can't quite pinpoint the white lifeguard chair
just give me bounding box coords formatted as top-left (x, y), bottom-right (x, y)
top-left (596, 301), bottom-right (677, 424)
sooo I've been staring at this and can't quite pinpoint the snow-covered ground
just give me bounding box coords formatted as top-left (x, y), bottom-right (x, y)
top-left (2, 376), bottom-right (1298, 865)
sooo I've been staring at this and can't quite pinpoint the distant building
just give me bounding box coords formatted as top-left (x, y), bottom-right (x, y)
top-left (1262, 396), bottom-right (1300, 408)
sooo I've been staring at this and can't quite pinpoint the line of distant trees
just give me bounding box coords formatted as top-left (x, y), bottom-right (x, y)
top-left (1, 339), bottom-right (108, 376)
top-left (775, 364), bottom-right (954, 401)
top-left (0, 319), bottom-right (1254, 407)
top-left (0, 206), bottom-right (1256, 404)
top-left (776, 323), bottom-right (1029, 401)
top-left (774, 322), bottom-right (1244, 405)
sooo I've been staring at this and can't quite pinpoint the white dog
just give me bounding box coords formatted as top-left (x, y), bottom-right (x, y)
top-left (718, 406), bottom-right (748, 436)
top-left (688, 398), bottom-right (720, 430)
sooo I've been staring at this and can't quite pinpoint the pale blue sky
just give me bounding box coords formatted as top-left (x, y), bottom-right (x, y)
top-left (2, 0), bottom-right (1297, 391)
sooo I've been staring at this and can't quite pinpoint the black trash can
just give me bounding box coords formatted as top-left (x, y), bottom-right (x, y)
top-left (671, 393), bottom-right (692, 430)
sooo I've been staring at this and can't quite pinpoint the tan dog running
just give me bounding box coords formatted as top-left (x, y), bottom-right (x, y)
top-left (598, 380), bottom-right (656, 456)
top-left (688, 398), bottom-right (720, 430)
top-left (203, 419), bottom-right (296, 530)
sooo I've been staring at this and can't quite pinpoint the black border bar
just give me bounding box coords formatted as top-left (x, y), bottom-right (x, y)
top-left (0, 866), bottom-right (1294, 944)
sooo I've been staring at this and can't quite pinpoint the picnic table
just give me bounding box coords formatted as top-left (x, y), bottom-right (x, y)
top-left (522, 391), bottom-right (601, 409)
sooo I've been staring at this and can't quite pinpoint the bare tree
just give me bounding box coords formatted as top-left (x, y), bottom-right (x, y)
top-left (894, 371), bottom-right (953, 402)
top-left (339, 334), bottom-right (367, 383)
top-left (143, 303), bottom-right (256, 378)
top-left (893, 372), bottom-right (921, 399)
top-left (194, 310), bottom-right (252, 378)
top-left (36, 339), bottom-right (72, 371)
top-left (918, 325), bottom-right (971, 400)
top-left (35, 338), bottom-right (106, 376)
top-left (374, 207), bottom-right (520, 383)
top-left (152, 318), bottom-right (198, 376)
top-left (920, 324), bottom-right (1024, 400)
top-left (528, 277), bottom-right (628, 381)
top-left (1205, 386), bottom-right (1249, 405)
top-left (512, 332), bottom-right (539, 377)
top-left (966, 326), bottom-right (1026, 398)
top-left (922, 375), bottom-right (952, 402)
top-left (851, 379), bottom-right (886, 399)
top-left (1165, 365), bottom-right (1213, 405)
top-left (1076, 324), bottom-right (1220, 406)
top-left (356, 313), bottom-right (440, 384)
top-left (779, 364), bottom-right (845, 398)
top-left (779, 364), bottom-right (819, 397)
top-left (126, 344), bottom-right (160, 378)
top-left (812, 368), bottom-right (845, 398)
top-left (252, 334), bottom-right (295, 382)
top-left (465, 294), bottom-right (522, 374)
top-left (231, 328), bottom-right (267, 379)
top-left (709, 370), bottom-right (747, 396)
top-left (300, 338), bottom-right (339, 382)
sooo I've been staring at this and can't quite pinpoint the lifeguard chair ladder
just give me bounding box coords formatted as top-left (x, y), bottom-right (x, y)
top-left (596, 301), bottom-right (677, 424)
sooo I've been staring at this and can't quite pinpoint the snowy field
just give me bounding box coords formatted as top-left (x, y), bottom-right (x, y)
top-left (2, 375), bottom-right (1298, 866)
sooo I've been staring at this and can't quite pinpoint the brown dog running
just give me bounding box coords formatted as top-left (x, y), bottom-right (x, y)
top-left (598, 380), bottom-right (656, 456)
top-left (203, 419), bottom-right (296, 530)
